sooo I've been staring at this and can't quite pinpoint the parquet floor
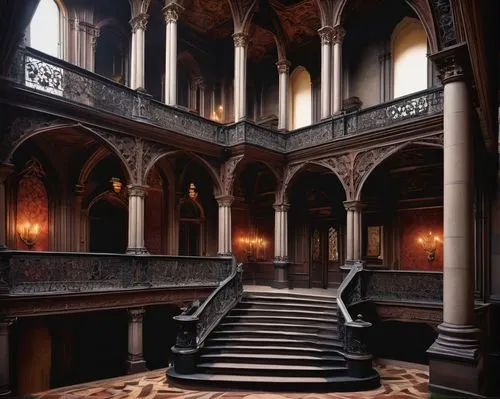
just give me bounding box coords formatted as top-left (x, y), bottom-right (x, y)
top-left (34, 364), bottom-right (429, 399)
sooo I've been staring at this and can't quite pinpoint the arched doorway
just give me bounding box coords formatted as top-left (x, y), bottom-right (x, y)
top-left (178, 195), bottom-right (204, 256)
top-left (89, 197), bottom-right (127, 253)
top-left (287, 165), bottom-right (346, 288)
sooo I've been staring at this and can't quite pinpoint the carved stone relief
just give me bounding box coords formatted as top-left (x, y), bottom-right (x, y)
top-left (220, 154), bottom-right (244, 197)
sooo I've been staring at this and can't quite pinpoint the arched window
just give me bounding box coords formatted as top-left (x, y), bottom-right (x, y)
top-left (391, 17), bottom-right (428, 98)
top-left (29, 0), bottom-right (61, 58)
top-left (289, 66), bottom-right (312, 130)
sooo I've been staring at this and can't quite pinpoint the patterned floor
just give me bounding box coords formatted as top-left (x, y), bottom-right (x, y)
top-left (34, 364), bottom-right (429, 399)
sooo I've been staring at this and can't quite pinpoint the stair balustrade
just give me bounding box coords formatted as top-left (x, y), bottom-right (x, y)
top-left (171, 259), bottom-right (243, 374)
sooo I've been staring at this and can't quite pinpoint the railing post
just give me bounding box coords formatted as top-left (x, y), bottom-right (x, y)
top-left (344, 315), bottom-right (373, 378)
top-left (171, 315), bottom-right (199, 374)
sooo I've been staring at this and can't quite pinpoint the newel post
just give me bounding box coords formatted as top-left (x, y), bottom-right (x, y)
top-left (344, 315), bottom-right (373, 378)
top-left (171, 314), bottom-right (198, 374)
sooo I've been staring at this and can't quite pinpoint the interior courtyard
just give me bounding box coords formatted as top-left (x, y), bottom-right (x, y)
top-left (0, 0), bottom-right (499, 397)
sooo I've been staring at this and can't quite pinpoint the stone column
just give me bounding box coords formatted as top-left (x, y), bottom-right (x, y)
top-left (0, 318), bottom-right (15, 396)
top-left (0, 164), bottom-right (13, 251)
top-left (344, 200), bottom-right (363, 262)
top-left (273, 203), bottom-right (290, 289)
top-left (127, 308), bottom-right (147, 374)
top-left (198, 80), bottom-right (205, 117)
top-left (127, 185), bottom-right (149, 254)
top-left (77, 22), bottom-right (100, 72)
top-left (233, 32), bottom-right (249, 122)
top-left (427, 45), bottom-right (482, 396)
top-left (318, 26), bottom-right (333, 119)
top-left (276, 59), bottom-right (290, 130)
top-left (73, 184), bottom-right (84, 252)
top-left (162, 3), bottom-right (182, 106)
top-left (130, 13), bottom-right (149, 90)
top-left (216, 196), bottom-right (233, 256)
top-left (332, 25), bottom-right (346, 114)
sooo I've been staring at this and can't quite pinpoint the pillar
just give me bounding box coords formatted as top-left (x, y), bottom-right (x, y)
top-left (0, 318), bottom-right (15, 396)
top-left (427, 45), bottom-right (482, 397)
top-left (163, 3), bottom-right (182, 106)
top-left (344, 200), bottom-right (363, 263)
top-left (273, 203), bottom-right (289, 289)
top-left (73, 184), bottom-right (84, 252)
top-left (332, 25), bottom-right (346, 114)
top-left (0, 164), bottom-right (13, 251)
top-left (276, 59), bottom-right (290, 130)
top-left (130, 13), bottom-right (149, 90)
top-left (216, 195), bottom-right (233, 256)
top-left (127, 185), bottom-right (149, 254)
top-left (198, 79), bottom-right (205, 117)
top-left (127, 308), bottom-right (147, 374)
top-left (74, 22), bottom-right (100, 72)
top-left (233, 32), bottom-right (249, 122)
top-left (318, 26), bottom-right (333, 119)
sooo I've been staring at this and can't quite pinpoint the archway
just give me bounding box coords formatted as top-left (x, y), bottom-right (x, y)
top-left (88, 196), bottom-right (127, 253)
top-left (179, 196), bottom-right (204, 256)
top-left (360, 144), bottom-right (443, 270)
top-left (289, 66), bottom-right (312, 129)
top-left (286, 164), bottom-right (347, 288)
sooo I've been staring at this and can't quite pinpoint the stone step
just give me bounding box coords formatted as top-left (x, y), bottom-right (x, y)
top-left (217, 322), bottom-right (336, 334)
top-left (230, 307), bottom-right (338, 318)
top-left (238, 300), bottom-right (336, 313)
top-left (205, 336), bottom-right (344, 351)
top-left (201, 344), bottom-right (343, 358)
top-left (224, 314), bottom-right (338, 326)
top-left (243, 293), bottom-right (337, 307)
top-left (244, 291), bottom-right (337, 304)
top-left (197, 362), bottom-right (347, 377)
top-left (199, 352), bottom-right (345, 367)
top-left (210, 328), bottom-right (339, 342)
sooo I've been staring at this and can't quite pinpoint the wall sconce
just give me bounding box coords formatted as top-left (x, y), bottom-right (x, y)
top-left (188, 182), bottom-right (198, 200)
top-left (418, 231), bottom-right (441, 263)
top-left (110, 177), bottom-right (122, 194)
top-left (19, 222), bottom-right (40, 249)
top-left (239, 232), bottom-right (267, 261)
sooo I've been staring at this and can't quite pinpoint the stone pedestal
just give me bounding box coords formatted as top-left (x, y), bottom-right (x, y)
top-left (127, 308), bottom-right (147, 374)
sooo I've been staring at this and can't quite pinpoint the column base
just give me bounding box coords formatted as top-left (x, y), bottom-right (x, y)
top-left (272, 260), bottom-right (289, 289)
top-left (427, 323), bottom-right (484, 397)
top-left (126, 247), bottom-right (149, 255)
top-left (126, 358), bottom-right (148, 375)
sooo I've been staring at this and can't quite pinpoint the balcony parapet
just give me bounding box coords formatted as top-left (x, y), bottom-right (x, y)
top-left (7, 47), bottom-right (444, 154)
top-left (0, 250), bottom-right (233, 296)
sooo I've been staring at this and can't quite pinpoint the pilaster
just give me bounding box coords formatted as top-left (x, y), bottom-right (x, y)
top-left (0, 164), bottom-right (14, 251)
top-left (127, 308), bottom-right (147, 374)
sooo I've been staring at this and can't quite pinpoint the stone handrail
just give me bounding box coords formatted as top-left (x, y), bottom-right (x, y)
top-left (0, 250), bottom-right (233, 295)
top-left (171, 258), bottom-right (243, 374)
top-left (7, 47), bottom-right (444, 154)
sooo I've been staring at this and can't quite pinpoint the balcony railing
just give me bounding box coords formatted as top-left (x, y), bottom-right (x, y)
top-left (7, 47), bottom-right (443, 153)
top-left (0, 251), bottom-right (233, 296)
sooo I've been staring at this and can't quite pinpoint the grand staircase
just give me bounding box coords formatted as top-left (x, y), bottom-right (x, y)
top-left (167, 290), bottom-right (380, 391)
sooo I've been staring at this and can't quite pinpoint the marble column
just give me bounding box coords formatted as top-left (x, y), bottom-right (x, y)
top-left (127, 308), bottom-right (147, 374)
top-left (344, 200), bottom-right (363, 262)
top-left (130, 13), bottom-right (149, 90)
top-left (0, 318), bottom-right (15, 396)
top-left (162, 3), bottom-right (182, 106)
top-left (332, 25), bottom-right (346, 114)
top-left (427, 45), bottom-right (482, 396)
top-left (73, 184), bottom-right (84, 252)
top-left (276, 59), bottom-right (290, 130)
top-left (216, 195), bottom-right (233, 256)
top-left (127, 185), bottom-right (149, 254)
top-left (273, 203), bottom-right (290, 289)
top-left (318, 26), bottom-right (333, 119)
top-left (198, 80), bottom-right (205, 117)
top-left (233, 32), bottom-right (249, 122)
top-left (0, 164), bottom-right (13, 251)
top-left (76, 22), bottom-right (100, 72)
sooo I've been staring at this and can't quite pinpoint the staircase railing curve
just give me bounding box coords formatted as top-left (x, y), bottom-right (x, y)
top-left (336, 261), bottom-right (375, 378)
top-left (170, 258), bottom-right (243, 374)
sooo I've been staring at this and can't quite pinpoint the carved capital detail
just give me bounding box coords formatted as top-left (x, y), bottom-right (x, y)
top-left (332, 25), bottom-right (346, 45)
top-left (273, 203), bottom-right (290, 212)
top-left (276, 59), bottom-right (290, 74)
top-left (430, 44), bottom-right (469, 85)
top-left (343, 200), bottom-right (364, 212)
top-left (318, 26), bottom-right (334, 45)
top-left (162, 3), bottom-right (183, 23)
top-left (220, 154), bottom-right (244, 196)
top-left (216, 195), bottom-right (234, 207)
top-left (233, 32), bottom-right (249, 48)
top-left (128, 307), bottom-right (145, 323)
top-left (130, 13), bottom-right (149, 33)
top-left (128, 185), bottom-right (149, 197)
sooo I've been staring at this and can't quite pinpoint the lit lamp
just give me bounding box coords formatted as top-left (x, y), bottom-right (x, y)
top-left (110, 177), bottom-right (122, 193)
top-left (239, 232), bottom-right (267, 261)
top-left (188, 183), bottom-right (198, 200)
top-left (418, 231), bottom-right (441, 263)
top-left (19, 222), bottom-right (40, 249)
top-left (212, 105), bottom-right (224, 122)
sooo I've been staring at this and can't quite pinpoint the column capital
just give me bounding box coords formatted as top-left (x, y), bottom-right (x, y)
top-left (273, 202), bottom-right (290, 212)
top-left (332, 25), bottom-right (346, 45)
top-left (233, 32), bottom-right (249, 48)
top-left (318, 26), bottom-right (334, 45)
top-left (162, 2), bottom-right (183, 23)
top-left (127, 184), bottom-right (149, 197)
top-left (343, 200), bottom-right (364, 212)
top-left (276, 59), bottom-right (290, 74)
top-left (0, 163), bottom-right (14, 184)
top-left (193, 76), bottom-right (205, 89)
top-left (128, 307), bottom-right (145, 322)
top-left (216, 195), bottom-right (234, 207)
top-left (430, 43), bottom-right (470, 85)
top-left (130, 13), bottom-right (149, 33)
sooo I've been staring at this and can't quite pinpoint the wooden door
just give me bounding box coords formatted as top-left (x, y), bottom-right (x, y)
top-left (310, 222), bottom-right (342, 288)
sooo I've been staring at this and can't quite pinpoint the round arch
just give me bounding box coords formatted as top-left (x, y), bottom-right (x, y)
top-left (332, 0), bottom-right (439, 53)
top-left (231, 159), bottom-right (281, 197)
top-left (289, 66), bottom-right (312, 130)
top-left (355, 139), bottom-right (443, 200)
top-left (8, 123), bottom-right (134, 184)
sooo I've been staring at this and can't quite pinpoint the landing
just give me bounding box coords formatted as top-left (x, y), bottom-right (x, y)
top-left (244, 285), bottom-right (337, 299)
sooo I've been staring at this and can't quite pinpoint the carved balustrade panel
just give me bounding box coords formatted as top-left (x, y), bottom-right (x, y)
top-left (1, 252), bottom-right (233, 295)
